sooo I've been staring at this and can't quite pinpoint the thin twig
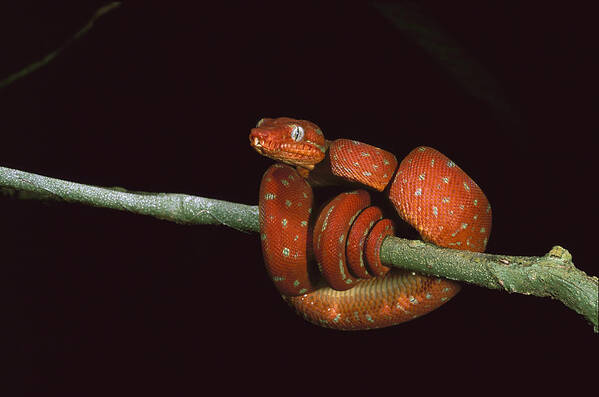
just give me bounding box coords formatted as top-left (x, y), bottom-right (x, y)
top-left (0, 2), bottom-right (122, 89)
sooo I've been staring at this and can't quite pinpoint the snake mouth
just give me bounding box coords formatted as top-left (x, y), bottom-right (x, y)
top-left (251, 137), bottom-right (321, 168)
top-left (250, 135), bottom-right (273, 159)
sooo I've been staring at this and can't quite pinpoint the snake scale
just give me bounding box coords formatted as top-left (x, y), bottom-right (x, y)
top-left (250, 117), bottom-right (492, 330)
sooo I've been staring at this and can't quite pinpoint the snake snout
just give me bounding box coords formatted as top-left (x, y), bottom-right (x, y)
top-left (249, 128), bottom-right (268, 145)
top-left (249, 129), bottom-right (264, 149)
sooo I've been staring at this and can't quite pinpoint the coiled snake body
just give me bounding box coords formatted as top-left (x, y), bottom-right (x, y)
top-left (250, 117), bottom-right (492, 330)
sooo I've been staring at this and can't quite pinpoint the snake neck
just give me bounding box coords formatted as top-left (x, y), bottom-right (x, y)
top-left (300, 139), bottom-right (359, 188)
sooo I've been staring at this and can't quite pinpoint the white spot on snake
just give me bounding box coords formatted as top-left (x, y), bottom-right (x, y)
top-left (281, 179), bottom-right (289, 187)
top-left (442, 287), bottom-right (451, 293)
top-left (409, 296), bottom-right (419, 304)
top-left (419, 173), bottom-right (425, 181)
top-left (361, 152), bottom-right (371, 157)
top-left (432, 206), bottom-right (438, 216)
top-left (473, 199), bottom-right (478, 206)
top-left (365, 314), bottom-right (374, 323)
top-left (293, 280), bottom-right (300, 286)
top-left (383, 159), bottom-right (390, 165)
top-left (264, 193), bottom-right (276, 200)
top-left (418, 147), bottom-right (426, 152)
top-left (486, 204), bottom-right (491, 213)
top-left (442, 197), bottom-right (450, 203)
top-left (459, 205), bottom-right (465, 210)
top-left (447, 161), bottom-right (455, 168)
top-left (300, 220), bottom-right (308, 227)
top-left (293, 235), bottom-right (299, 241)
top-left (302, 192), bottom-right (308, 199)
top-left (298, 288), bottom-right (307, 294)
top-left (396, 303), bottom-right (411, 315)
top-left (281, 218), bottom-right (288, 227)
top-left (463, 182), bottom-right (470, 191)
top-left (480, 227), bottom-right (486, 233)
top-left (441, 297), bottom-right (448, 302)
top-left (473, 214), bottom-right (478, 220)
top-left (333, 314), bottom-right (341, 323)
top-left (261, 233), bottom-right (267, 241)
top-left (415, 188), bottom-right (422, 196)
top-left (321, 206), bottom-right (335, 231)
top-left (282, 247), bottom-right (290, 257)
top-left (362, 171), bottom-right (372, 177)
top-left (272, 276), bottom-right (285, 282)
top-left (425, 293), bottom-right (432, 299)
top-left (442, 177), bottom-right (449, 184)
top-left (339, 258), bottom-right (348, 280)
top-left (353, 162), bottom-right (359, 166)
top-left (338, 234), bottom-right (344, 243)
top-left (430, 158), bottom-right (435, 167)
top-left (285, 199), bottom-right (292, 207)
top-left (372, 163), bottom-right (379, 169)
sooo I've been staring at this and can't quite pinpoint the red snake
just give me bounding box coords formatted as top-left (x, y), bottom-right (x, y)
top-left (250, 117), bottom-right (492, 330)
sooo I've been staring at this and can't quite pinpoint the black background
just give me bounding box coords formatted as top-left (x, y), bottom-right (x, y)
top-left (2, 1), bottom-right (596, 395)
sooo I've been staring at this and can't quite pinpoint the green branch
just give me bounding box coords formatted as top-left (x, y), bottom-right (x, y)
top-left (1, 165), bottom-right (597, 332)
top-left (0, 2), bottom-right (122, 89)
top-left (380, 238), bottom-right (597, 332)
top-left (0, 166), bottom-right (258, 232)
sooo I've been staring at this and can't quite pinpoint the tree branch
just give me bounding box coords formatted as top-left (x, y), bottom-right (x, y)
top-left (0, 2), bottom-right (122, 89)
top-left (0, 166), bottom-right (259, 233)
top-left (1, 165), bottom-right (597, 332)
top-left (380, 238), bottom-right (597, 332)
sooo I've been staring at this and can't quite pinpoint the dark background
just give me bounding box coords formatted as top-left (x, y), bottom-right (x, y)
top-left (1, 1), bottom-right (596, 395)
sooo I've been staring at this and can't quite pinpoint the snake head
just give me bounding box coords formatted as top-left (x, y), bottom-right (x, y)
top-left (249, 117), bottom-right (327, 169)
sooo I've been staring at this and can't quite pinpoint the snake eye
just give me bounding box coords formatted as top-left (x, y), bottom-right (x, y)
top-left (290, 125), bottom-right (304, 142)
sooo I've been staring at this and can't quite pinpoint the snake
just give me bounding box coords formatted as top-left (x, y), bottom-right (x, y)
top-left (249, 117), bottom-right (492, 330)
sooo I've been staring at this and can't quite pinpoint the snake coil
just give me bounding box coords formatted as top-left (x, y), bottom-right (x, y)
top-left (252, 118), bottom-right (492, 330)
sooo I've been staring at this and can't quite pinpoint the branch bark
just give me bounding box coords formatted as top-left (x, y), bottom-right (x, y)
top-left (1, 165), bottom-right (597, 332)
